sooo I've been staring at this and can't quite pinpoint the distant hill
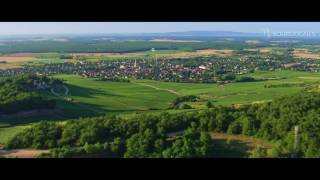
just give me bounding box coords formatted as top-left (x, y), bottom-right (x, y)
top-left (2, 31), bottom-right (320, 40)
top-left (151, 31), bottom-right (263, 37)
top-left (100, 31), bottom-right (264, 37)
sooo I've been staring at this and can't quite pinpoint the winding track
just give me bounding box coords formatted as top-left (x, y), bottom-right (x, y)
top-left (51, 85), bottom-right (69, 97)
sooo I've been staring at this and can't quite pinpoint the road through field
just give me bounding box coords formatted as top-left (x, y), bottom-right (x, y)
top-left (131, 81), bottom-right (181, 95)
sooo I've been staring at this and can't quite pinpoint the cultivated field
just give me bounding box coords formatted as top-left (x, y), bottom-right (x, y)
top-left (69, 49), bottom-right (234, 59)
top-left (0, 53), bottom-right (69, 69)
top-left (245, 40), bottom-right (261, 44)
top-left (50, 70), bottom-right (320, 112)
top-left (53, 75), bottom-right (177, 112)
top-left (293, 48), bottom-right (320, 59)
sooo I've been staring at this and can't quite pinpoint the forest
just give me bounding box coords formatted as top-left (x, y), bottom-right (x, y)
top-left (0, 39), bottom-right (266, 54)
top-left (0, 75), bottom-right (59, 114)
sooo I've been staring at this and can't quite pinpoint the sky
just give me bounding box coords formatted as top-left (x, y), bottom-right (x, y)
top-left (0, 22), bottom-right (319, 35)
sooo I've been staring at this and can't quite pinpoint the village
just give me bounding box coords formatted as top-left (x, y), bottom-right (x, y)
top-left (1, 53), bottom-right (320, 83)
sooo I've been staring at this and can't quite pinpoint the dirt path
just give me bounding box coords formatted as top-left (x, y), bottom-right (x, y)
top-left (0, 149), bottom-right (49, 158)
top-left (51, 85), bottom-right (69, 97)
top-left (132, 82), bottom-right (181, 95)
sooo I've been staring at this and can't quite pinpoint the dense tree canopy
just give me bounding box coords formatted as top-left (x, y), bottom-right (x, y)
top-left (0, 75), bottom-right (59, 114)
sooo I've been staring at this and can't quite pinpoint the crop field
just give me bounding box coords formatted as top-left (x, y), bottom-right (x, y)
top-left (0, 63), bottom-right (22, 69)
top-left (53, 75), bottom-right (178, 111)
top-left (40, 70), bottom-right (320, 113)
top-left (0, 56), bottom-right (38, 62)
top-left (0, 53), bottom-right (68, 69)
top-left (293, 48), bottom-right (320, 59)
top-left (29, 59), bottom-right (66, 64)
top-left (67, 49), bottom-right (235, 60)
top-left (132, 71), bottom-right (320, 106)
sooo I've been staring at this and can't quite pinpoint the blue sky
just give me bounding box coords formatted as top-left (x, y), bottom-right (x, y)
top-left (0, 22), bottom-right (319, 35)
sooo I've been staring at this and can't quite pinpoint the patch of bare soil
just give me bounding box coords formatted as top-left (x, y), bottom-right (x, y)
top-left (245, 40), bottom-right (261, 44)
top-left (293, 49), bottom-right (320, 59)
top-left (0, 149), bottom-right (49, 158)
top-left (0, 63), bottom-right (22, 69)
top-left (244, 48), bottom-right (274, 53)
top-left (149, 39), bottom-right (203, 43)
top-left (155, 49), bottom-right (234, 59)
top-left (0, 56), bottom-right (38, 62)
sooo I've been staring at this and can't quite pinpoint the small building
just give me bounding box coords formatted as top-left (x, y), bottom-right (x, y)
top-left (199, 65), bottom-right (207, 70)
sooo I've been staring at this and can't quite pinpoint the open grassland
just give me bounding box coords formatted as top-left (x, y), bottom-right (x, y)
top-left (208, 133), bottom-right (273, 158)
top-left (0, 126), bottom-right (28, 144)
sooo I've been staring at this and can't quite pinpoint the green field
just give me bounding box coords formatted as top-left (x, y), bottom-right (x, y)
top-left (53, 75), bottom-right (177, 111)
top-left (1, 70), bottom-right (320, 145)
top-left (0, 126), bottom-right (27, 144)
top-left (29, 59), bottom-right (66, 64)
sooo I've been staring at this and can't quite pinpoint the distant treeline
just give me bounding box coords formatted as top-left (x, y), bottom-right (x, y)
top-left (7, 91), bottom-right (320, 158)
top-left (0, 40), bottom-right (267, 54)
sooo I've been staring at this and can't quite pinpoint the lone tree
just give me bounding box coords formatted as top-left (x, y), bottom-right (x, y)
top-left (206, 101), bottom-right (213, 108)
